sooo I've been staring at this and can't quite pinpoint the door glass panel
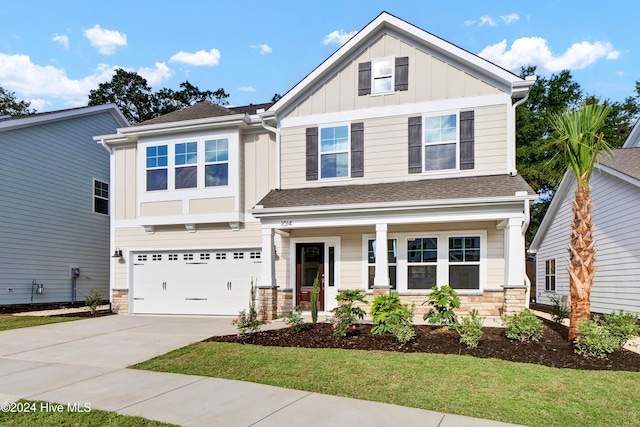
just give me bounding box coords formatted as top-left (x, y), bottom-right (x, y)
top-left (301, 246), bottom-right (321, 286)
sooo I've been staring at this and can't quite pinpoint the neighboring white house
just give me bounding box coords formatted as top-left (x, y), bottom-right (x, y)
top-left (0, 104), bottom-right (128, 307)
top-left (529, 120), bottom-right (640, 314)
top-left (97, 12), bottom-right (536, 318)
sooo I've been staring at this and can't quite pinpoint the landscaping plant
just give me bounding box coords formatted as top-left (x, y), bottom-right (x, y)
top-left (423, 285), bottom-right (460, 327)
top-left (600, 310), bottom-right (639, 347)
top-left (370, 293), bottom-right (405, 334)
top-left (310, 274), bottom-right (320, 324)
top-left (455, 309), bottom-right (485, 349)
top-left (573, 318), bottom-right (619, 358)
top-left (549, 294), bottom-right (570, 325)
top-left (281, 306), bottom-right (304, 332)
top-left (386, 304), bottom-right (416, 344)
top-left (502, 309), bottom-right (544, 342)
top-left (232, 280), bottom-right (265, 335)
top-left (331, 290), bottom-right (367, 337)
top-left (84, 288), bottom-right (104, 315)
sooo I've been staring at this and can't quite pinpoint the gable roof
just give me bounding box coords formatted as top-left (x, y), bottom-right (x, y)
top-left (267, 11), bottom-right (534, 117)
top-left (0, 104), bottom-right (128, 132)
top-left (622, 118), bottom-right (640, 147)
top-left (599, 147), bottom-right (640, 180)
top-left (136, 101), bottom-right (234, 126)
top-left (253, 174), bottom-right (535, 215)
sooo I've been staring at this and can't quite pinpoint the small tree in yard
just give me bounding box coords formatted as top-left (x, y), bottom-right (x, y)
top-left (549, 103), bottom-right (613, 341)
top-left (310, 274), bottom-right (320, 324)
top-left (84, 289), bottom-right (104, 315)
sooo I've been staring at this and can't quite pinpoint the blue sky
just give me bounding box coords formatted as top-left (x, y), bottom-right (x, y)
top-left (1, 1), bottom-right (636, 112)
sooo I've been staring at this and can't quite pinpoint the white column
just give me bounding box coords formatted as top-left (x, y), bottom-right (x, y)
top-left (259, 227), bottom-right (276, 287)
top-left (503, 217), bottom-right (525, 288)
top-left (373, 223), bottom-right (390, 288)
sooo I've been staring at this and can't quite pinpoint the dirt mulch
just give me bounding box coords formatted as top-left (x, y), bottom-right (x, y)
top-left (205, 319), bottom-right (640, 372)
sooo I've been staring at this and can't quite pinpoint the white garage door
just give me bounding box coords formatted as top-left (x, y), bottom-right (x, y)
top-left (132, 249), bottom-right (261, 315)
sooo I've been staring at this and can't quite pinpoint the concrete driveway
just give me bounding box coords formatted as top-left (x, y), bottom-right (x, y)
top-left (0, 314), bottom-right (524, 427)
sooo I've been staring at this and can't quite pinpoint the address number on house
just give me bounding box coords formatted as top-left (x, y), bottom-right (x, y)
top-left (280, 220), bottom-right (293, 228)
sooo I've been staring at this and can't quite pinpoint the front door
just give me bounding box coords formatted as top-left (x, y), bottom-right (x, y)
top-left (296, 243), bottom-right (324, 311)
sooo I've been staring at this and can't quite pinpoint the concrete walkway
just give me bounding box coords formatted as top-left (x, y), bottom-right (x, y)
top-left (0, 315), bottom-right (525, 427)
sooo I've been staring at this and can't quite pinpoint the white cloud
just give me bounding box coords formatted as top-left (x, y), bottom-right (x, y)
top-left (250, 44), bottom-right (272, 55)
top-left (83, 24), bottom-right (127, 55)
top-left (52, 34), bottom-right (69, 50)
top-left (27, 98), bottom-right (51, 111)
top-left (501, 13), bottom-right (520, 24)
top-left (239, 86), bottom-right (255, 92)
top-left (137, 62), bottom-right (173, 86)
top-left (478, 37), bottom-right (620, 72)
top-left (169, 49), bottom-right (221, 66)
top-left (322, 29), bottom-right (357, 46)
top-left (479, 16), bottom-right (497, 27)
top-left (464, 19), bottom-right (476, 26)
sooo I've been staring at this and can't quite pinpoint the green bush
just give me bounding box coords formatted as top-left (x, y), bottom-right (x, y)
top-left (331, 290), bottom-right (368, 337)
top-left (84, 289), bottom-right (104, 315)
top-left (232, 281), bottom-right (265, 335)
top-left (574, 319), bottom-right (619, 358)
top-left (370, 293), bottom-right (405, 334)
top-left (502, 309), bottom-right (544, 342)
top-left (455, 309), bottom-right (484, 349)
top-left (549, 294), bottom-right (570, 325)
top-left (386, 305), bottom-right (416, 344)
top-left (423, 285), bottom-right (460, 326)
top-left (281, 306), bottom-right (304, 332)
top-left (601, 310), bottom-right (639, 347)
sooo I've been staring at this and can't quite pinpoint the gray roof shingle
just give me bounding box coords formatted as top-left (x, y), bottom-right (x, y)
top-left (135, 101), bottom-right (234, 126)
top-left (600, 147), bottom-right (640, 181)
top-left (256, 174), bottom-right (535, 209)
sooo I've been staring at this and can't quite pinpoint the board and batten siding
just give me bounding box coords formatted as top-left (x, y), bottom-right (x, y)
top-left (0, 112), bottom-right (120, 305)
top-left (536, 171), bottom-right (640, 314)
top-left (286, 34), bottom-right (501, 118)
top-left (280, 104), bottom-right (507, 189)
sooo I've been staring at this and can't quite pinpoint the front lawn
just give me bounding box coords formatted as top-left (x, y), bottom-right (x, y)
top-left (0, 315), bottom-right (82, 331)
top-left (133, 342), bottom-right (640, 427)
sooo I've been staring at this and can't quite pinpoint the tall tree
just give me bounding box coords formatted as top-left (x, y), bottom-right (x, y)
top-left (0, 85), bottom-right (35, 117)
top-left (548, 104), bottom-right (612, 341)
top-left (155, 81), bottom-right (229, 116)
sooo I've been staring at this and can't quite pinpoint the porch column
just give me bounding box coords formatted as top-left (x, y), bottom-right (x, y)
top-left (259, 226), bottom-right (276, 287)
top-left (373, 223), bottom-right (390, 290)
top-left (502, 217), bottom-right (526, 288)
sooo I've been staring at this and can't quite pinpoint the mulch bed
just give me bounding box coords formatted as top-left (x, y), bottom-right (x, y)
top-left (205, 318), bottom-right (640, 372)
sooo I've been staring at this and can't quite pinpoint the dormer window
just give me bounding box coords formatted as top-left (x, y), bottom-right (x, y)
top-left (372, 57), bottom-right (394, 94)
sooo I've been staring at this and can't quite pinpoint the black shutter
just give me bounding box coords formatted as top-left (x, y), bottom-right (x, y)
top-left (395, 57), bottom-right (409, 91)
top-left (358, 62), bottom-right (372, 96)
top-left (351, 122), bottom-right (364, 177)
top-left (306, 127), bottom-right (318, 181)
top-left (460, 111), bottom-right (475, 170)
top-left (408, 116), bottom-right (422, 174)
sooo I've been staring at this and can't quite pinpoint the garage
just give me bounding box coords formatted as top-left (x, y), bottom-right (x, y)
top-left (131, 249), bottom-right (262, 315)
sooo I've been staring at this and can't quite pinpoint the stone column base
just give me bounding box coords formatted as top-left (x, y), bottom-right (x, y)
top-left (503, 287), bottom-right (527, 316)
top-left (372, 286), bottom-right (391, 297)
top-left (111, 289), bottom-right (129, 314)
top-left (258, 286), bottom-right (278, 321)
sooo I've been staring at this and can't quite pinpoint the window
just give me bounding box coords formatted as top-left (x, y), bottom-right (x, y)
top-left (372, 57), bottom-right (394, 93)
top-left (175, 142), bottom-right (197, 189)
top-left (146, 145), bottom-right (168, 191)
top-left (320, 125), bottom-right (349, 178)
top-left (449, 236), bottom-right (480, 290)
top-left (205, 139), bottom-right (229, 186)
top-left (93, 179), bottom-right (108, 215)
top-left (424, 114), bottom-right (457, 171)
top-left (407, 237), bottom-right (438, 289)
top-left (545, 259), bottom-right (556, 291)
top-left (367, 239), bottom-right (397, 289)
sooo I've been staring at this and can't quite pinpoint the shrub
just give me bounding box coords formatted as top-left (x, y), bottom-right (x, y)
top-left (601, 310), bottom-right (639, 347)
top-left (232, 281), bottom-right (265, 335)
top-left (386, 305), bottom-right (416, 344)
top-left (281, 306), bottom-right (304, 332)
top-left (370, 293), bottom-right (405, 334)
top-left (574, 319), bottom-right (619, 358)
top-left (331, 290), bottom-right (367, 337)
top-left (310, 274), bottom-right (320, 324)
top-left (84, 289), bottom-right (104, 315)
top-left (455, 309), bottom-right (484, 349)
top-left (549, 294), bottom-right (570, 325)
top-left (502, 309), bottom-right (544, 342)
top-left (423, 285), bottom-right (460, 327)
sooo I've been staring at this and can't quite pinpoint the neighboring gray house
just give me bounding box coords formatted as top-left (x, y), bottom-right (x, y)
top-left (0, 104), bottom-right (128, 307)
top-left (529, 120), bottom-right (640, 314)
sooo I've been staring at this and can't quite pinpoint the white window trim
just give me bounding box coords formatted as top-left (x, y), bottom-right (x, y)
top-left (371, 56), bottom-right (395, 96)
top-left (93, 178), bottom-right (109, 216)
top-left (318, 123), bottom-right (351, 181)
top-left (174, 141), bottom-right (199, 189)
top-left (544, 258), bottom-right (557, 292)
top-left (422, 111), bottom-right (460, 175)
top-left (362, 230), bottom-right (487, 294)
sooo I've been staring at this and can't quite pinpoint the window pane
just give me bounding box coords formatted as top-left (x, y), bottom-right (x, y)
top-left (425, 144), bottom-right (456, 171)
top-left (205, 139), bottom-right (228, 162)
top-left (408, 265), bottom-right (437, 289)
top-left (147, 145), bottom-right (168, 168)
top-left (147, 169), bottom-right (167, 191)
top-left (368, 266), bottom-right (397, 289)
top-left (175, 166), bottom-right (197, 189)
top-left (450, 265), bottom-right (479, 289)
top-left (373, 77), bottom-right (392, 93)
top-left (373, 59), bottom-right (393, 77)
top-left (94, 197), bottom-right (108, 215)
top-left (321, 126), bottom-right (348, 152)
top-left (205, 163), bottom-right (228, 187)
top-left (175, 142), bottom-right (197, 166)
top-left (321, 153), bottom-right (348, 178)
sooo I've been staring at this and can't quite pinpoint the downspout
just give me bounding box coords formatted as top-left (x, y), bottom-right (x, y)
top-left (509, 90), bottom-right (531, 176)
top-left (260, 117), bottom-right (280, 190)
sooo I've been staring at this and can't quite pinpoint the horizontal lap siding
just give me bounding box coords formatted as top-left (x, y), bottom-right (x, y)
top-left (0, 113), bottom-right (119, 305)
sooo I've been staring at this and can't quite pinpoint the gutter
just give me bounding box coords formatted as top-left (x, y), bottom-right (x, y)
top-left (509, 76), bottom-right (535, 176)
top-left (259, 112), bottom-right (280, 190)
top-left (98, 138), bottom-right (112, 155)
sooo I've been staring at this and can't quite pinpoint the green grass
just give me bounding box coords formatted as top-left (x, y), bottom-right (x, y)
top-left (133, 342), bottom-right (640, 427)
top-left (0, 314), bottom-right (82, 331)
top-left (0, 400), bottom-right (177, 426)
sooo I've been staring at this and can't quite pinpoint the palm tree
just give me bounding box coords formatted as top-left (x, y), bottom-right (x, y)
top-left (549, 104), bottom-right (612, 341)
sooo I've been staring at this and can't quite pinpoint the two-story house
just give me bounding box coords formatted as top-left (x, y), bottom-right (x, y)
top-left (97, 12), bottom-right (536, 318)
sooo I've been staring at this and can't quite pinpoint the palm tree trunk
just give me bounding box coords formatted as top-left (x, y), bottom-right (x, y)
top-left (567, 175), bottom-right (597, 341)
